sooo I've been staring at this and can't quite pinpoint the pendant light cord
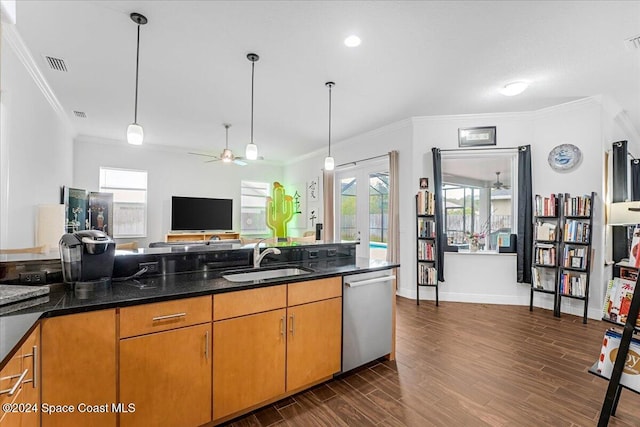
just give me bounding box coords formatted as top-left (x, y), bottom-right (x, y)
top-left (133, 23), bottom-right (141, 124)
top-left (328, 84), bottom-right (332, 157)
top-left (250, 61), bottom-right (255, 144)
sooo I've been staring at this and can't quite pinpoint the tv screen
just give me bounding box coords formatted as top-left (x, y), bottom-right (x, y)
top-left (171, 196), bottom-right (233, 231)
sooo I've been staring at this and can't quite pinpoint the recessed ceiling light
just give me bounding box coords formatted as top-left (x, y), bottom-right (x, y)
top-left (344, 35), bottom-right (361, 47)
top-left (499, 81), bottom-right (529, 96)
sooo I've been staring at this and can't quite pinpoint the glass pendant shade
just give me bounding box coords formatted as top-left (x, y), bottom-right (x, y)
top-left (245, 142), bottom-right (258, 160)
top-left (127, 123), bottom-right (144, 145)
top-left (324, 156), bottom-right (335, 171)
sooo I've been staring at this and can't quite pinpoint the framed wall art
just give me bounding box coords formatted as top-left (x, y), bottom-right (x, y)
top-left (458, 126), bottom-right (497, 147)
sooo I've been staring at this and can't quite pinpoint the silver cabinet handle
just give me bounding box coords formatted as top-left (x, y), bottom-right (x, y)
top-left (152, 312), bottom-right (187, 321)
top-left (32, 345), bottom-right (37, 389)
top-left (280, 316), bottom-right (285, 337)
top-left (345, 275), bottom-right (396, 288)
top-left (0, 369), bottom-right (28, 396)
top-left (289, 314), bottom-right (295, 337)
top-left (204, 331), bottom-right (209, 360)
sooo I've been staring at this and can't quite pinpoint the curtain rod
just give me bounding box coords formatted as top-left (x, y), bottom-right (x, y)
top-left (336, 153), bottom-right (389, 168)
top-left (438, 146), bottom-right (521, 153)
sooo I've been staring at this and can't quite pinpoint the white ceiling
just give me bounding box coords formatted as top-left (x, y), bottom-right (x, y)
top-left (11, 1), bottom-right (640, 163)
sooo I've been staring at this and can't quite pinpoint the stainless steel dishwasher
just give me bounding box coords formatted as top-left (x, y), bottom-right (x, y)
top-left (342, 269), bottom-right (395, 373)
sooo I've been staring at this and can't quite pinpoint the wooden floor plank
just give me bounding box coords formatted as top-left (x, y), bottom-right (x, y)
top-left (222, 297), bottom-right (640, 426)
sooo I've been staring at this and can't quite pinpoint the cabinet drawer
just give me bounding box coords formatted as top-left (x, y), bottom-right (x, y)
top-left (120, 296), bottom-right (212, 338)
top-left (213, 285), bottom-right (286, 321)
top-left (287, 277), bottom-right (342, 306)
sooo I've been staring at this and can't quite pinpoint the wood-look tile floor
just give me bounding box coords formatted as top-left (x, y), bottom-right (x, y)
top-left (222, 297), bottom-right (640, 426)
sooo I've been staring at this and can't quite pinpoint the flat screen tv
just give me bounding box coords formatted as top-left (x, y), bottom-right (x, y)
top-left (171, 196), bottom-right (233, 231)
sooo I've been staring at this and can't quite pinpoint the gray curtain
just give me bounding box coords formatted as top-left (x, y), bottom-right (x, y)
top-left (612, 141), bottom-right (628, 263)
top-left (516, 145), bottom-right (532, 283)
top-left (631, 159), bottom-right (640, 201)
top-left (387, 151), bottom-right (400, 266)
top-left (322, 169), bottom-right (335, 242)
top-left (431, 148), bottom-right (445, 282)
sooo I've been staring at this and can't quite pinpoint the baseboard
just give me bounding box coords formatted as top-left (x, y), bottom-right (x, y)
top-left (396, 287), bottom-right (602, 320)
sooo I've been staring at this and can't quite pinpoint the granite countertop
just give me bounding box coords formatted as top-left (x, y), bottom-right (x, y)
top-left (0, 257), bottom-right (397, 368)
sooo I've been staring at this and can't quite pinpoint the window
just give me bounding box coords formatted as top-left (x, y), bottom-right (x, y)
top-left (441, 150), bottom-right (517, 251)
top-left (241, 181), bottom-right (270, 235)
top-left (99, 167), bottom-right (147, 238)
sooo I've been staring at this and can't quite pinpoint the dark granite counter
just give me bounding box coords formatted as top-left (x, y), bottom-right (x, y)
top-left (0, 256), bottom-right (397, 369)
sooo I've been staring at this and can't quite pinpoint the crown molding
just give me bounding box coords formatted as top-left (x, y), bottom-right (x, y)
top-left (2, 24), bottom-right (73, 132)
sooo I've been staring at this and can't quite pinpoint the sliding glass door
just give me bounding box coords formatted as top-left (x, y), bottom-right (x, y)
top-left (335, 158), bottom-right (389, 260)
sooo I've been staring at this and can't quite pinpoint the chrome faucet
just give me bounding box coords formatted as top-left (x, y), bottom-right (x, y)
top-left (253, 238), bottom-right (281, 268)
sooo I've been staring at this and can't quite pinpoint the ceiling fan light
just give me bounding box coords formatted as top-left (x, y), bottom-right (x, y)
top-left (221, 148), bottom-right (234, 162)
top-left (324, 156), bottom-right (335, 171)
top-left (127, 123), bottom-right (144, 145)
top-left (245, 142), bottom-right (258, 160)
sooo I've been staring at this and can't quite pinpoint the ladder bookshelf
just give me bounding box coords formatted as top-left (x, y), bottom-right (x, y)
top-left (416, 191), bottom-right (438, 306)
top-left (557, 192), bottom-right (595, 324)
top-left (531, 193), bottom-right (561, 316)
top-left (589, 262), bottom-right (640, 426)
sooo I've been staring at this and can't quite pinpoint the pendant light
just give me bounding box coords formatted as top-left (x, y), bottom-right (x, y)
top-left (324, 81), bottom-right (335, 171)
top-left (245, 53), bottom-right (259, 160)
top-left (127, 12), bottom-right (147, 145)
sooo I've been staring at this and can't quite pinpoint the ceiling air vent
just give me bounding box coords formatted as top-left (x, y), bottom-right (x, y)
top-left (73, 111), bottom-right (86, 118)
top-left (44, 55), bottom-right (68, 72)
top-left (625, 34), bottom-right (640, 51)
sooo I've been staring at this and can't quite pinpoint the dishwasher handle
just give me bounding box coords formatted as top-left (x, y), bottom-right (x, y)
top-left (345, 275), bottom-right (396, 288)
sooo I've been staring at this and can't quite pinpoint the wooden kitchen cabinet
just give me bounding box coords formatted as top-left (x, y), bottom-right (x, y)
top-left (213, 309), bottom-right (286, 420)
top-left (119, 322), bottom-right (212, 427)
top-left (41, 309), bottom-right (116, 427)
top-left (286, 297), bottom-right (342, 391)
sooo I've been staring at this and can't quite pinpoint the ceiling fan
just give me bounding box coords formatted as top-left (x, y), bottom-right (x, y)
top-left (189, 124), bottom-right (261, 166)
top-left (492, 171), bottom-right (510, 190)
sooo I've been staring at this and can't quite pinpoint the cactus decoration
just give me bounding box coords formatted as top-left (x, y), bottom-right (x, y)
top-left (266, 182), bottom-right (295, 238)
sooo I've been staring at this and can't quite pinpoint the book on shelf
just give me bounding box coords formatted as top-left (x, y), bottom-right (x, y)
top-left (532, 267), bottom-right (556, 291)
top-left (417, 217), bottom-right (435, 238)
top-left (534, 243), bottom-right (556, 265)
top-left (563, 194), bottom-right (592, 217)
top-left (562, 246), bottom-right (587, 269)
top-left (629, 227), bottom-right (640, 268)
top-left (418, 240), bottom-right (435, 261)
top-left (602, 277), bottom-right (639, 326)
top-left (535, 222), bottom-right (557, 241)
top-left (597, 328), bottom-right (640, 392)
top-left (563, 220), bottom-right (591, 243)
top-left (559, 272), bottom-right (587, 297)
top-left (534, 194), bottom-right (557, 217)
top-left (417, 190), bottom-right (435, 215)
top-left (418, 264), bottom-right (437, 285)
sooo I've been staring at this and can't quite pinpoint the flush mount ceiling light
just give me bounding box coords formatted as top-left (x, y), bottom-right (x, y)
top-left (245, 53), bottom-right (259, 160)
top-left (344, 35), bottom-right (361, 47)
top-left (126, 12), bottom-right (147, 145)
top-left (499, 81), bottom-right (529, 97)
top-left (324, 81), bottom-right (335, 171)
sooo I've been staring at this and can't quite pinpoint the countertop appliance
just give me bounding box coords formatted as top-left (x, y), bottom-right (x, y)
top-left (342, 269), bottom-right (395, 373)
top-left (59, 230), bottom-right (115, 287)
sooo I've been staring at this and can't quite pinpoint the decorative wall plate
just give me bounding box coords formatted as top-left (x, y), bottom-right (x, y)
top-left (548, 144), bottom-right (582, 171)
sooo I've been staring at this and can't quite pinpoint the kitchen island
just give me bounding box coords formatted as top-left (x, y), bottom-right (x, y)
top-left (0, 242), bottom-right (397, 426)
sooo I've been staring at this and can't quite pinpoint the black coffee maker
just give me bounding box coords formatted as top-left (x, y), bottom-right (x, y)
top-left (59, 230), bottom-right (116, 287)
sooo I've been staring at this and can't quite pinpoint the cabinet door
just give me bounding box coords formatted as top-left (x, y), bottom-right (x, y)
top-left (0, 348), bottom-right (23, 427)
top-left (213, 309), bottom-right (286, 421)
top-left (286, 297), bottom-right (342, 391)
top-left (42, 310), bottom-right (116, 427)
top-left (120, 323), bottom-right (211, 427)
top-left (19, 326), bottom-right (40, 427)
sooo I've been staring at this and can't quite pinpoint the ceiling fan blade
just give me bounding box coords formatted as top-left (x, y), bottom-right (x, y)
top-left (233, 159), bottom-right (248, 166)
top-left (189, 152), bottom-right (218, 158)
top-left (205, 158), bottom-right (221, 163)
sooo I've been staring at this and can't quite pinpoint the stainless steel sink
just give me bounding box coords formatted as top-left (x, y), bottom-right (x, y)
top-left (222, 267), bottom-right (312, 282)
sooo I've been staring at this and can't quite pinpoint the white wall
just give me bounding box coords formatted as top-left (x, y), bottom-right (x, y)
top-left (74, 136), bottom-right (285, 247)
top-left (0, 30), bottom-right (74, 249)
top-left (285, 119), bottom-right (414, 292)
